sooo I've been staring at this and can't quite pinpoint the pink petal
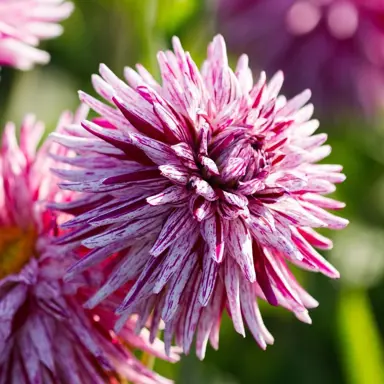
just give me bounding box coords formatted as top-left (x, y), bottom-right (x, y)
top-left (224, 258), bottom-right (245, 336)
top-left (201, 214), bottom-right (225, 263)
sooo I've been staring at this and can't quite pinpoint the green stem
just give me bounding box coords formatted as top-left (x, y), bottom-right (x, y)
top-left (141, 351), bottom-right (156, 371)
top-left (141, 0), bottom-right (158, 75)
top-left (337, 288), bottom-right (384, 384)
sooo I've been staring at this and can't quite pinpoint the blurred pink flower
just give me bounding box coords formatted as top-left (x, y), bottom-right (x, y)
top-left (218, 0), bottom-right (384, 116)
top-left (53, 35), bottom-right (348, 358)
top-left (0, 109), bottom-right (178, 383)
top-left (0, 0), bottom-right (74, 70)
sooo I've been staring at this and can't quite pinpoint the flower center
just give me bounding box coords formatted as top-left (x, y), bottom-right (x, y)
top-left (0, 226), bottom-right (37, 278)
top-left (208, 133), bottom-right (268, 189)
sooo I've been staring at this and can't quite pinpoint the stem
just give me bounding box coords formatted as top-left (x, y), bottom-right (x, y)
top-left (141, 351), bottom-right (156, 371)
top-left (337, 288), bottom-right (384, 384)
top-left (141, 0), bottom-right (158, 75)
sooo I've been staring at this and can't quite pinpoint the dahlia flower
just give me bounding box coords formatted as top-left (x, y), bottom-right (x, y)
top-left (217, 0), bottom-right (384, 116)
top-left (0, 0), bottom-right (73, 70)
top-left (0, 109), bottom-right (178, 383)
top-left (53, 35), bottom-right (348, 359)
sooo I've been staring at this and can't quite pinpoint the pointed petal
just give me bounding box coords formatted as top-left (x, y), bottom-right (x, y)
top-left (224, 258), bottom-right (245, 336)
top-left (199, 255), bottom-right (219, 306)
top-left (150, 209), bottom-right (194, 257)
top-left (225, 219), bottom-right (255, 282)
top-left (201, 214), bottom-right (225, 263)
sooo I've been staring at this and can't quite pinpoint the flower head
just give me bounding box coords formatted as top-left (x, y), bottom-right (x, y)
top-left (53, 35), bottom-right (348, 359)
top-left (0, 109), bottom-right (178, 383)
top-left (0, 0), bottom-right (74, 70)
top-left (218, 0), bottom-right (384, 116)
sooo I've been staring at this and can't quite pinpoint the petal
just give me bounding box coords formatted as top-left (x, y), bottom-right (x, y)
top-left (224, 258), bottom-right (245, 336)
top-left (201, 214), bottom-right (225, 263)
top-left (147, 185), bottom-right (190, 206)
top-left (150, 208), bottom-right (194, 257)
top-left (153, 229), bottom-right (199, 294)
top-left (225, 219), bottom-right (255, 282)
top-left (162, 255), bottom-right (198, 321)
top-left (240, 279), bottom-right (274, 349)
top-left (84, 242), bottom-right (152, 308)
top-left (199, 255), bottom-right (219, 306)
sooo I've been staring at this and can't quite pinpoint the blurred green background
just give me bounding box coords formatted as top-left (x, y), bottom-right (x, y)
top-left (1, 1), bottom-right (384, 383)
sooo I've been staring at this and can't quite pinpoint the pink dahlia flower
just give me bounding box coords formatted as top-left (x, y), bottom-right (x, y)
top-left (217, 0), bottom-right (384, 116)
top-left (0, 0), bottom-right (73, 70)
top-left (53, 35), bottom-right (348, 359)
top-left (0, 109), bottom-right (178, 383)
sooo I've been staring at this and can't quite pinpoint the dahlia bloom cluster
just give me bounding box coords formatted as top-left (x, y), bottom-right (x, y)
top-left (218, 0), bottom-right (384, 116)
top-left (0, 0), bottom-right (73, 70)
top-left (0, 109), bottom-right (178, 383)
top-left (53, 35), bottom-right (348, 359)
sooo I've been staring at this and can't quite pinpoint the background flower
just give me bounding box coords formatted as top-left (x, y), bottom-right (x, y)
top-left (0, 0), bottom-right (73, 70)
top-left (217, 0), bottom-right (384, 117)
top-left (53, 35), bottom-right (347, 359)
top-left (0, 108), bottom-right (178, 383)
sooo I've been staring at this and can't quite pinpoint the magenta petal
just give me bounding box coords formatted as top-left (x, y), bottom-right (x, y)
top-left (252, 243), bottom-right (278, 306)
top-left (240, 279), bottom-right (274, 350)
top-left (147, 186), bottom-right (190, 206)
top-left (199, 255), bottom-right (219, 306)
top-left (116, 256), bottom-right (163, 314)
top-left (150, 209), bottom-right (194, 257)
top-left (201, 214), bottom-right (225, 263)
top-left (162, 255), bottom-right (198, 322)
top-left (182, 270), bottom-right (203, 354)
top-left (153, 229), bottom-right (199, 294)
top-left (225, 219), bottom-right (255, 282)
top-left (113, 96), bottom-right (165, 142)
top-left (224, 258), bottom-right (245, 336)
top-left (81, 119), bottom-right (153, 165)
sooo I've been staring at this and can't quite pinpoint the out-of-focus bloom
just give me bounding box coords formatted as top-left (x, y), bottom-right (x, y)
top-left (53, 35), bottom-right (348, 359)
top-left (0, 0), bottom-right (74, 70)
top-left (217, 0), bottom-right (384, 116)
top-left (331, 222), bottom-right (384, 288)
top-left (0, 110), bottom-right (178, 383)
